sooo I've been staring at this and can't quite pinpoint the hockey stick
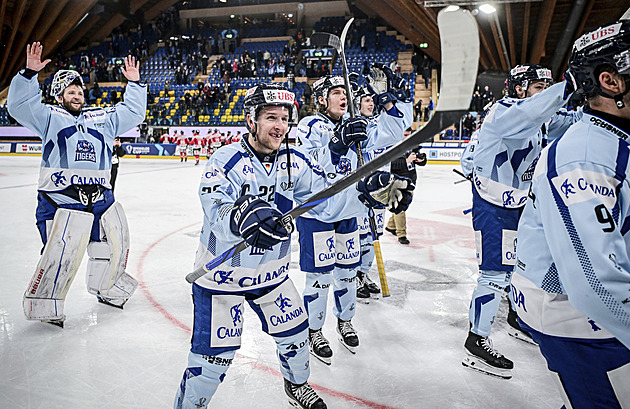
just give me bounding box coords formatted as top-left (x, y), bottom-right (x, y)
top-left (312, 19), bottom-right (392, 296)
top-left (186, 8), bottom-right (479, 284)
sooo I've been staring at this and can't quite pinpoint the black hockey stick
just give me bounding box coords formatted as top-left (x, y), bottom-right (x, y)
top-left (185, 8), bottom-right (479, 283)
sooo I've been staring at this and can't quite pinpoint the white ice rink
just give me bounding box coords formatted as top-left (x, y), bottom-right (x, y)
top-left (0, 156), bottom-right (563, 409)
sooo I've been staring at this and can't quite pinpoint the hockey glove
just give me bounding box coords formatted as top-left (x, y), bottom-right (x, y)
top-left (230, 195), bottom-right (291, 250)
top-left (374, 92), bottom-right (397, 108)
top-left (329, 117), bottom-right (368, 157)
top-left (357, 171), bottom-right (415, 214)
top-left (373, 63), bottom-right (406, 91)
top-left (366, 67), bottom-right (388, 95)
top-left (349, 72), bottom-right (361, 92)
top-left (563, 69), bottom-right (578, 99)
top-left (415, 152), bottom-right (427, 166)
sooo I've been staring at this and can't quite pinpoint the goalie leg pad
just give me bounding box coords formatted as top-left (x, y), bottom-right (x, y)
top-left (24, 208), bottom-right (93, 321)
top-left (86, 201), bottom-right (136, 306)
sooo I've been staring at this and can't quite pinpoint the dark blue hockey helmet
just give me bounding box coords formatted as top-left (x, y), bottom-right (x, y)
top-left (568, 19), bottom-right (630, 107)
top-left (506, 64), bottom-right (553, 98)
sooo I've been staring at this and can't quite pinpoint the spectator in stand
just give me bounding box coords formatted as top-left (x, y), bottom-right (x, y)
top-left (463, 113), bottom-right (475, 138)
top-left (481, 85), bottom-right (494, 108)
top-left (414, 99), bottom-right (423, 122)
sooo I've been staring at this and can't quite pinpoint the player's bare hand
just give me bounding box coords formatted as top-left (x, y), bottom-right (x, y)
top-left (121, 56), bottom-right (140, 82)
top-left (26, 42), bottom-right (51, 72)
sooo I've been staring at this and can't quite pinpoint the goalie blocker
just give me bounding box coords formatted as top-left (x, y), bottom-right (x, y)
top-left (24, 202), bottom-right (137, 324)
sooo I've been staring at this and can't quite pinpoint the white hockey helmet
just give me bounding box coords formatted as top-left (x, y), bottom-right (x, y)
top-left (51, 70), bottom-right (84, 103)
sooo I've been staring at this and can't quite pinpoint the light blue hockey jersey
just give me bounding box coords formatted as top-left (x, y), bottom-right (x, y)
top-left (513, 109), bottom-right (630, 348)
top-left (7, 71), bottom-right (147, 192)
top-left (297, 101), bottom-right (412, 218)
top-left (472, 81), bottom-right (578, 208)
top-left (460, 130), bottom-right (479, 178)
top-left (194, 137), bottom-right (364, 292)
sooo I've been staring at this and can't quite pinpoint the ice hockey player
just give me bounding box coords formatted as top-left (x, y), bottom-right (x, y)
top-left (511, 19), bottom-right (630, 407)
top-left (463, 63), bottom-right (580, 378)
top-left (178, 130), bottom-right (189, 162)
top-left (351, 65), bottom-right (414, 302)
top-left (190, 129), bottom-right (202, 165)
top-left (7, 42), bottom-right (146, 326)
top-left (296, 73), bottom-right (413, 363)
top-left (173, 83), bottom-right (413, 409)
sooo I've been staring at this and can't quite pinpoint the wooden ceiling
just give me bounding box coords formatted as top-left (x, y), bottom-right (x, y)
top-left (356, 0), bottom-right (629, 79)
top-left (0, 0), bottom-right (628, 89)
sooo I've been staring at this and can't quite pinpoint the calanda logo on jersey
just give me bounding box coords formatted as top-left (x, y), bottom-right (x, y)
top-left (216, 304), bottom-right (243, 340)
top-left (236, 261), bottom-right (290, 286)
top-left (338, 237), bottom-right (360, 262)
top-left (50, 171), bottom-right (67, 187)
top-left (214, 269), bottom-right (234, 285)
top-left (270, 293), bottom-right (304, 327)
top-left (75, 140), bottom-right (96, 163)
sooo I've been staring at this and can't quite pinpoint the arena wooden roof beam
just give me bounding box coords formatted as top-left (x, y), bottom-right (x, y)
top-left (43, 0), bottom-right (98, 58)
top-left (60, 14), bottom-right (103, 54)
top-left (521, 2), bottom-right (531, 64)
top-left (505, 3), bottom-right (516, 68)
top-left (529, 0), bottom-right (556, 64)
top-left (3, 0), bottom-right (49, 84)
top-left (0, 0), bottom-right (27, 78)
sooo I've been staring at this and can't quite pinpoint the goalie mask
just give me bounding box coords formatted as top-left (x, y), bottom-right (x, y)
top-left (51, 70), bottom-right (84, 104)
top-left (506, 64), bottom-right (553, 98)
top-left (569, 19), bottom-right (630, 108)
top-left (313, 75), bottom-right (345, 110)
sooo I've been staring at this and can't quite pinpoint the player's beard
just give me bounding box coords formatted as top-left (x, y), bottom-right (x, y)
top-left (62, 99), bottom-right (84, 115)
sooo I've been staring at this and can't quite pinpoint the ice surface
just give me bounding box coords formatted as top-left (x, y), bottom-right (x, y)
top-left (0, 157), bottom-right (562, 408)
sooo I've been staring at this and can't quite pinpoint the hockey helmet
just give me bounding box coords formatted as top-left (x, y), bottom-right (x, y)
top-left (51, 70), bottom-right (84, 103)
top-left (353, 86), bottom-right (373, 114)
top-left (243, 83), bottom-right (297, 122)
top-left (506, 64), bottom-right (553, 98)
top-left (569, 20), bottom-right (630, 106)
top-left (313, 75), bottom-right (345, 108)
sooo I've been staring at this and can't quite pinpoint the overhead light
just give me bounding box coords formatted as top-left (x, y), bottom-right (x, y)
top-left (444, 5), bottom-right (460, 12)
top-left (230, 14), bottom-right (235, 18)
top-left (219, 0), bottom-right (227, 3)
top-left (479, 4), bottom-right (496, 14)
top-left (288, 13), bottom-right (293, 17)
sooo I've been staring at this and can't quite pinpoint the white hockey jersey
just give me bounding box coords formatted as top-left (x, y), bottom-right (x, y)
top-left (194, 137), bottom-right (363, 292)
top-left (7, 71), bottom-right (147, 192)
top-left (472, 81), bottom-right (578, 208)
top-left (513, 108), bottom-right (630, 348)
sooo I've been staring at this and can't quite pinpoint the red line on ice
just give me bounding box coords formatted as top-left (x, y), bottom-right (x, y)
top-left (137, 225), bottom-right (403, 409)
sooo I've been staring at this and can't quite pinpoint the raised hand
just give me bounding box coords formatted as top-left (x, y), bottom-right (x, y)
top-left (120, 56), bottom-right (140, 82)
top-left (25, 42), bottom-right (51, 72)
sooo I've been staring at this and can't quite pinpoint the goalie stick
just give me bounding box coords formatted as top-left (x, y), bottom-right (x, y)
top-left (186, 8), bottom-right (479, 283)
top-left (312, 19), bottom-right (392, 297)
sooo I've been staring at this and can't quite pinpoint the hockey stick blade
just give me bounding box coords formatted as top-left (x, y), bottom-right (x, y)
top-left (310, 32), bottom-right (342, 51)
top-left (185, 8), bottom-right (478, 283)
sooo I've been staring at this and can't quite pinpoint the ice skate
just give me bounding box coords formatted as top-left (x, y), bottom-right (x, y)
top-left (284, 378), bottom-right (327, 409)
top-left (356, 272), bottom-right (371, 304)
top-left (462, 331), bottom-right (513, 379)
top-left (309, 329), bottom-right (332, 365)
top-left (507, 304), bottom-right (536, 345)
top-left (337, 319), bottom-right (359, 353)
top-left (363, 273), bottom-right (381, 295)
top-left (42, 318), bottom-right (65, 328)
top-left (97, 295), bottom-right (126, 309)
